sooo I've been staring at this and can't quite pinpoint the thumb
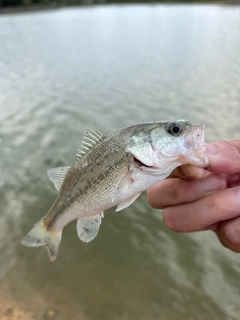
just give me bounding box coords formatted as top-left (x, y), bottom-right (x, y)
top-left (206, 141), bottom-right (240, 174)
top-left (169, 164), bottom-right (207, 180)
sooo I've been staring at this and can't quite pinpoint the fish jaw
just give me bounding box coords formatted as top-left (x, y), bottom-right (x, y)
top-left (184, 124), bottom-right (209, 167)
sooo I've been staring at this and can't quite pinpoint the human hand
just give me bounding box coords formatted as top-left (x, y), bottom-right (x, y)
top-left (146, 140), bottom-right (240, 252)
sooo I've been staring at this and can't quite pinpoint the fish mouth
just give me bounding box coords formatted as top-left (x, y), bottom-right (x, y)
top-left (132, 156), bottom-right (153, 169)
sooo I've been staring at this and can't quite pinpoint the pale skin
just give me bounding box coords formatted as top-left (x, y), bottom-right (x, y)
top-left (146, 140), bottom-right (240, 253)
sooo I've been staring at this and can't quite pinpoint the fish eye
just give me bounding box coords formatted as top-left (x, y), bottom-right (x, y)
top-left (166, 122), bottom-right (182, 136)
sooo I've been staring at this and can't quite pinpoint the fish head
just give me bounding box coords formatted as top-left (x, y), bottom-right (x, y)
top-left (127, 120), bottom-right (209, 171)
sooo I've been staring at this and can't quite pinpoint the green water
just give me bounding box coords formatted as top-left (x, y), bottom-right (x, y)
top-left (0, 4), bottom-right (240, 320)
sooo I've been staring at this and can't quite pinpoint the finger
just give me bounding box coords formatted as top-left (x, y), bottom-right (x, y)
top-left (162, 186), bottom-right (240, 232)
top-left (168, 164), bottom-right (207, 180)
top-left (215, 217), bottom-right (240, 253)
top-left (206, 140), bottom-right (240, 174)
top-left (226, 172), bottom-right (240, 188)
top-left (146, 173), bottom-right (226, 209)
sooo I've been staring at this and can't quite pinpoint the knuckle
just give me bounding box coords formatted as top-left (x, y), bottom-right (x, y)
top-left (172, 179), bottom-right (195, 203)
top-left (217, 218), bottom-right (240, 253)
top-left (210, 140), bottom-right (240, 174)
top-left (170, 179), bottom-right (183, 202)
top-left (206, 192), bottom-right (228, 214)
top-left (224, 140), bottom-right (240, 155)
top-left (223, 140), bottom-right (240, 167)
top-left (222, 219), bottom-right (240, 247)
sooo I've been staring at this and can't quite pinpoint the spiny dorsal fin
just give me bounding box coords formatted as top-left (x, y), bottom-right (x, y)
top-left (47, 167), bottom-right (71, 191)
top-left (76, 129), bottom-right (105, 160)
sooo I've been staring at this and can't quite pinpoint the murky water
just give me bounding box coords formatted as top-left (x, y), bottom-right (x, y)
top-left (1, 4), bottom-right (240, 320)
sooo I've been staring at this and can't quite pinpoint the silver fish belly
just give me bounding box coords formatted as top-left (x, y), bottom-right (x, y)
top-left (21, 120), bottom-right (208, 261)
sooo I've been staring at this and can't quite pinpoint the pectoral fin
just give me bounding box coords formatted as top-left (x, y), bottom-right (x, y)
top-left (77, 212), bottom-right (104, 243)
top-left (111, 170), bottom-right (135, 203)
top-left (116, 192), bottom-right (141, 212)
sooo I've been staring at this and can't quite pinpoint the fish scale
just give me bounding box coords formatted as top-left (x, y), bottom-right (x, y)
top-left (21, 120), bottom-right (208, 261)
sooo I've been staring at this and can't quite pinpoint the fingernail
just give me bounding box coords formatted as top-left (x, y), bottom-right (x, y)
top-left (197, 175), bottom-right (225, 193)
top-left (205, 143), bottom-right (218, 155)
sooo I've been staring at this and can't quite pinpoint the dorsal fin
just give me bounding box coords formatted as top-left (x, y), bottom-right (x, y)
top-left (76, 129), bottom-right (105, 160)
top-left (47, 167), bottom-right (71, 191)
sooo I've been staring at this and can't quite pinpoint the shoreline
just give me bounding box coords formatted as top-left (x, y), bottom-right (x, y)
top-left (1, 1), bottom-right (239, 15)
top-left (0, 4), bottom-right (60, 14)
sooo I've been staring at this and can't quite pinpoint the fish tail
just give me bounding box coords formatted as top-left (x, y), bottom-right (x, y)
top-left (21, 218), bottom-right (62, 262)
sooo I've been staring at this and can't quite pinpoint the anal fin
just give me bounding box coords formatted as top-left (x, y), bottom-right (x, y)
top-left (77, 212), bottom-right (103, 243)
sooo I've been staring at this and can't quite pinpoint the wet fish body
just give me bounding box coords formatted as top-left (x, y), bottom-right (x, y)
top-left (22, 120), bottom-right (208, 261)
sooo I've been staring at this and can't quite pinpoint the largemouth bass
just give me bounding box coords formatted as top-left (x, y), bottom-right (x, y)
top-left (22, 120), bottom-right (208, 261)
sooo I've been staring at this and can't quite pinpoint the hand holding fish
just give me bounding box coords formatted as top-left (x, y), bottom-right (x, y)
top-left (147, 140), bottom-right (240, 253)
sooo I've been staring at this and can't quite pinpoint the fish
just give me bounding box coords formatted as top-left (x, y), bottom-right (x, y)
top-left (21, 120), bottom-right (208, 261)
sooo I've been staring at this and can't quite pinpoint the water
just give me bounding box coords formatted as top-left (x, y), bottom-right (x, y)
top-left (0, 4), bottom-right (240, 320)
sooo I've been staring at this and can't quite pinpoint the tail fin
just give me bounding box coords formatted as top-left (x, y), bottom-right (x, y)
top-left (21, 218), bottom-right (62, 262)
